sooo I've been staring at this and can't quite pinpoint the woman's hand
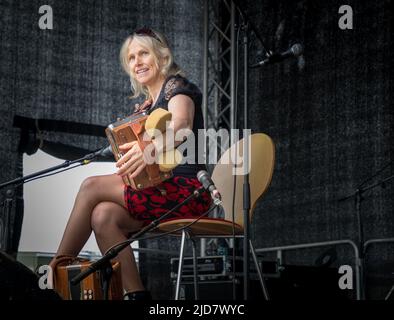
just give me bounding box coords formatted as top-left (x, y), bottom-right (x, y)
top-left (116, 141), bottom-right (147, 178)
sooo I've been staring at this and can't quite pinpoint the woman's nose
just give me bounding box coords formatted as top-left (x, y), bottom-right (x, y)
top-left (134, 55), bottom-right (142, 65)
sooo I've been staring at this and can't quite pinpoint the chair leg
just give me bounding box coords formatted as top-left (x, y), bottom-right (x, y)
top-left (190, 237), bottom-right (199, 300)
top-left (250, 240), bottom-right (270, 300)
top-left (175, 230), bottom-right (187, 300)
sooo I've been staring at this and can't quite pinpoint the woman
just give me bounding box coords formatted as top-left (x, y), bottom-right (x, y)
top-left (49, 28), bottom-right (211, 300)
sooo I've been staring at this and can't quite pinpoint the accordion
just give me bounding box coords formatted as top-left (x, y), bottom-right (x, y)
top-left (105, 109), bottom-right (177, 190)
top-left (53, 256), bottom-right (123, 300)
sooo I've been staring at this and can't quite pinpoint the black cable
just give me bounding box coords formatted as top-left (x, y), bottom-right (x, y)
top-left (232, 0), bottom-right (271, 57)
top-left (357, 159), bottom-right (394, 189)
top-left (230, 22), bottom-right (241, 300)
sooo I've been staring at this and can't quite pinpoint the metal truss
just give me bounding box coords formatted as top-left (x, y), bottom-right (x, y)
top-left (202, 0), bottom-right (237, 167)
top-left (201, 0), bottom-right (238, 252)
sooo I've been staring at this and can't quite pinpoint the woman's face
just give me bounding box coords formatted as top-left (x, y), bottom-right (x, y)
top-left (127, 39), bottom-right (161, 87)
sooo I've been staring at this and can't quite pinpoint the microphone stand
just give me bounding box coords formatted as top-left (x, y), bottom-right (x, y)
top-left (0, 189), bottom-right (14, 253)
top-left (242, 20), bottom-right (251, 301)
top-left (234, 1), bottom-right (271, 300)
top-left (339, 172), bottom-right (394, 300)
top-left (70, 186), bottom-right (209, 297)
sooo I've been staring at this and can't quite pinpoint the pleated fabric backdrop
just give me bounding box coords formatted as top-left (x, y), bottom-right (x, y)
top-left (0, 0), bottom-right (392, 299)
top-left (0, 0), bottom-right (204, 280)
top-left (244, 0), bottom-right (393, 299)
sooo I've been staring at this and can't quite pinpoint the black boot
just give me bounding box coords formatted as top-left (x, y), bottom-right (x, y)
top-left (124, 290), bottom-right (152, 300)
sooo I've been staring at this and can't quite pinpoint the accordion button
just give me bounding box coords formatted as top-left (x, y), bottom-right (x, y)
top-left (137, 183), bottom-right (143, 189)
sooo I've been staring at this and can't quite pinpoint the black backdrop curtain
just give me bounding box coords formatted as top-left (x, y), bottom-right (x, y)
top-left (0, 0), bottom-right (393, 299)
top-left (0, 0), bottom-right (204, 265)
top-left (244, 0), bottom-right (393, 299)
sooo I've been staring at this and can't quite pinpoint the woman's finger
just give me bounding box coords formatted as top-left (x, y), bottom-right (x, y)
top-left (116, 143), bottom-right (139, 167)
top-left (117, 158), bottom-right (135, 175)
top-left (129, 162), bottom-right (147, 179)
top-left (117, 152), bottom-right (131, 168)
top-left (118, 157), bottom-right (144, 176)
top-left (119, 141), bottom-right (137, 150)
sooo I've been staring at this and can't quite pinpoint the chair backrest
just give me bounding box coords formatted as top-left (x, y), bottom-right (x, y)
top-left (211, 133), bottom-right (275, 227)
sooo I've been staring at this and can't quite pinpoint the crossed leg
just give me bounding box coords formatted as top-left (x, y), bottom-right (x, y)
top-left (50, 173), bottom-right (145, 293)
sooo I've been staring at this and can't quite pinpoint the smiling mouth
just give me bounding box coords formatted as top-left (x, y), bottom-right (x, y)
top-left (136, 68), bottom-right (149, 75)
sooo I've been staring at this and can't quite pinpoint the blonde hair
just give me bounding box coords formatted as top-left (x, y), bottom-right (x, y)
top-left (119, 29), bottom-right (183, 99)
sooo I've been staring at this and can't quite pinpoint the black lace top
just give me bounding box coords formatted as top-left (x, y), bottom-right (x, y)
top-left (138, 75), bottom-right (206, 178)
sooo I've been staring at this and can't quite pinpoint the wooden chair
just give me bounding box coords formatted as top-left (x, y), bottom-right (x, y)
top-left (155, 133), bottom-right (275, 299)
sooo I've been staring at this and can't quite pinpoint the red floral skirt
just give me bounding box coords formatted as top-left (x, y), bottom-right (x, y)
top-left (124, 176), bottom-right (212, 226)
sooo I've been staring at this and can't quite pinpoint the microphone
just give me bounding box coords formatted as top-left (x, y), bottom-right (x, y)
top-left (197, 170), bottom-right (222, 205)
top-left (98, 145), bottom-right (113, 157)
top-left (88, 145), bottom-right (113, 160)
top-left (250, 43), bottom-right (303, 68)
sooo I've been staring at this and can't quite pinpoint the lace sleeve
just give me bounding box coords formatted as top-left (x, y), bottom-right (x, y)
top-left (164, 76), bottom-right (202, 107)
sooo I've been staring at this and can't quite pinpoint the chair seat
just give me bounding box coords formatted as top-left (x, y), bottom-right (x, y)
top-left (155, 218), bottom-right (244, 236)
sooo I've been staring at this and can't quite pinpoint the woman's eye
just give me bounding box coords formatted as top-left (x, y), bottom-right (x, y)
top-left (142, 51), bottom-right (149, 55)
